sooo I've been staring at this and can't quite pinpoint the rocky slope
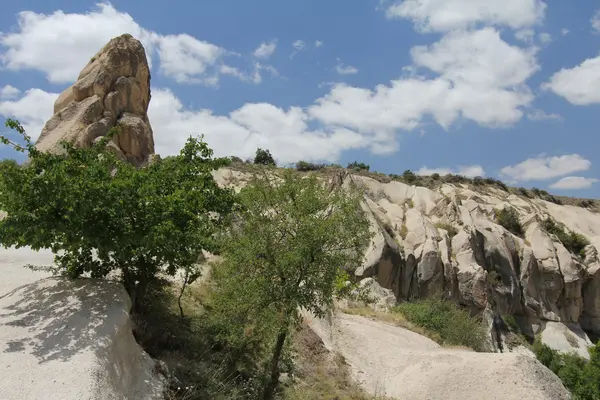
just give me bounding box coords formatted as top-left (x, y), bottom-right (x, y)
top-left (35, 34), bottom-right (155, 167)
top-left (214, 167), bottom-right (600, 357)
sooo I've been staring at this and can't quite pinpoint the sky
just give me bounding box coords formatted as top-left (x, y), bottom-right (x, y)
top-left (0, 1), bottom-right (600, 197)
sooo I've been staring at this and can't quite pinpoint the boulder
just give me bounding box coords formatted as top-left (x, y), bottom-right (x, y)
top-left (0, 276), bottom-right (165, 399)
top-left (35, 34), bottom-right (154, 167)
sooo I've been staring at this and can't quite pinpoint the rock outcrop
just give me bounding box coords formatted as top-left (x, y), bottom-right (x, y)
top-left (0, 247), bottom-right (165, 399)
top-left (35, 34), bottom-right (154, 166)
top-left (214, 167), bottom-right (600, 356)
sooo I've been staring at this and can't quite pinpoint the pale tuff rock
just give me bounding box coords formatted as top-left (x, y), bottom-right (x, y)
top-left (35, 34), bottom-right (154, 167)
top-left (213, 168), bottom-right (600, 355)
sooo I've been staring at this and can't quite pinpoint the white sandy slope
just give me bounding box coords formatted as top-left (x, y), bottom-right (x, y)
top-left (0, 247), bottom-right (165, 400)
top-left (306, 312), bottom-right (570, 400)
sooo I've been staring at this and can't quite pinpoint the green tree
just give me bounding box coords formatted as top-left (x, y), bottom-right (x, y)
top-left (494, 207), bottom-right (524, 236)
top-left (254, 148), bottom-right (276, 166)
top-left (0, 119), bottom-right (235, 313)
top-left (402, 169), bottom-right (417, 184)
top-left (346, 161), bottom-right (370, 171)
top-left (218, 169), bottom-right (370, 399)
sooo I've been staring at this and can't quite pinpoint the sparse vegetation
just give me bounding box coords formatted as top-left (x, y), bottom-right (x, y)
top-left (347, 161), bottom-right (370, 171)
top-left (400, 224), bottom-right (408, 240)
top-left (542, 217), bottom-right (590, 258)
top-left (402, 169), bottom-right (417, 184)
top-left (494, 207), bottom-right (524, 236)
top-left (393, 299), bottom-right (488, 352)
top-left (533, 339), bottom-right (600, 400)
top-left (435, 222), bottom-right (458, 239)
top-left (295, 161), bottom-right (325, 171)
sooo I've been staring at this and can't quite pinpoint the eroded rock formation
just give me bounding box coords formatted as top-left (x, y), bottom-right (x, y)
top-left (36, 34), bottom-right (154, 166)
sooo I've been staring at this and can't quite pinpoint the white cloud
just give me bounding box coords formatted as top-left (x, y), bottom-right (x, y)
top-left (385, 0), bottom-right (546, 32)
top-left (500, 154), bottom-right (591, 182)
top-left (0, 88), bottom-right (58, 139)
top-left (417, 165), bottom-right (485, 177)
top-left (253, 40), bottom-right (277, 59)
top-left (549, 177), bottom-right (599, 190)
top-left (527, 109), bottom-right (563, 121)
top-left (592, 10), bottom-right (600, 33)
top-left (335, 60), bottom-right (358, 75)
top-left (290, 40), bottom-right (306, 59)
top-left (0, 3), bottom-right (261, 86)
top-left (543, 56), bottom-right (600, 105)
top-left (561, 28), bottom-right (570, 36)
top-left (315, 40), bottom-right (324, 48)
top-left (0, 85), bottom-right (21, 99)
top-left (310, 28), bottom-right (538, 133)
top-left (538, 32), bottom-right (552, 45)
top-left (515, 29), bottom-right (535, 43)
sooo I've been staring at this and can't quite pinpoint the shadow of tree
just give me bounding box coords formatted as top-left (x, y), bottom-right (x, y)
top-left (1, 277), bottom-right (127, 363)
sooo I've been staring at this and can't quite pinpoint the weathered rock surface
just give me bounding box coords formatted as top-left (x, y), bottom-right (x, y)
top-left (214, 167), bottom-right (600, 354)
top-left (0, 247), bottom-right (165, 399)
top-left (35, 34), bottom-right (154, 166)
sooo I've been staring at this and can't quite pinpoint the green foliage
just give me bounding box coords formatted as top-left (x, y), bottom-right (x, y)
top-left (542, 217), bottom-right (590, 257)
top-left (400, 224), bottom-right (408, 240)
top-left (494, 207), bottom-right (524, 236)
top-left (502, 315), bottom-right (519, 332)
top-left (393, 299), bottom-right (487, 352)
top-left (431, 173), bottom-right (440, 180)
top-left (473, 176), bottom-right (484, 186)
top-left (435, 223), bottom-right (458, 239)
top-left (295, 161), bottom-right (325, 171)
top-left (402, 169), bottom-right (417, 184)
top-left (346, 161), bottom-right (370, 171)
top-left (230, 155), bottom-right (244, 163)
top-left (0, 119), bottom-right (235, 312)
top-left (254, 148), bottom-right (276, 166)
top-left (517, 187), bottom-right (531, 198)
top-left (215, 169), bottom-right (371, 398)
top-left (533, 339), bottom-right (600, 399)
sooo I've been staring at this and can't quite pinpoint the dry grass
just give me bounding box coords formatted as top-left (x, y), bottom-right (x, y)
top-left (341, 307), bottom-right (442, 344)
top-left (281, 323), bottom-right (390, 400)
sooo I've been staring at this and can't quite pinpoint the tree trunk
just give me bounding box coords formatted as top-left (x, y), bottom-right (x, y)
top-left (263, 327), bottom-right (288, 400)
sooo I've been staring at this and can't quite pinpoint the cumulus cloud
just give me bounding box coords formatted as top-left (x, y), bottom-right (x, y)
top-left (0, 88), bottom-right (58, 138)
top-left (549, 176), bottom-right (599, 190)
top-left (0, 85), bottom-right (21, 99)
top-left (417, 165), bottom-right (485, 177)
top-left (253, 40), bottom-right (277, 59)
top-left (500, 154), bottom-right (591, 182)
top-left (385, 0), bottom-right (546, 32)
top-left (543, 56), bottom-right (600, 105)
top-left (0, 2), bottom-right (262, 86)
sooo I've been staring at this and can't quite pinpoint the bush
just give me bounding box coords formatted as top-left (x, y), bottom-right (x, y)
top-left (346, 161), bottom-right (370, 171)
top-left (473, 176), bottom-right (484, 186)
top-left (230, 156), bottom-right (243, 163)
top-left (254, 148), bottom-right (276, 166)
top-left (517, 187), bottom-right (531, 198)
top-left (533, 339), bottom-right (600, 399)
top-left (431, 173), bottom-right (440, 180)
top-left (393, 299), bottom-right (487, 351)
top-left (494, 207), bottom-right (524, 236)
top-left (402, 170), bottom-right (417, 184)
top-left (295, 161), bottom-right (325, 171)
top-left (542, 217), bottom-right (590, 257)
top-left (435, 222), bottom-right (458, 239)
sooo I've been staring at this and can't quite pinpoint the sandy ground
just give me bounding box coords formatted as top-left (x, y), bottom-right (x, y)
top-left (0, 247), bottom-right (54, 295)
top-left (306, 312), bottom-right (570, 400)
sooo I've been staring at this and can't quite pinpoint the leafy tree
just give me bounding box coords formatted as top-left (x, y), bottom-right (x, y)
top-left (431, 173), bottom-right (440, 180)
top-left (0, 119), bottom-right (235, 313)
top-left (346, 161), bottom-right (370, 171)
top-left (295, 160), bottom-right (325, 171)
top-left (254, 148), bottom-right (276, 166)
top-left (217, 169), bottom-right (370, 399)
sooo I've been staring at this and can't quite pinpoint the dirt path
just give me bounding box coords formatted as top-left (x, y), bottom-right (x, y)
top-left (305, 311), bottom-right (570, 400)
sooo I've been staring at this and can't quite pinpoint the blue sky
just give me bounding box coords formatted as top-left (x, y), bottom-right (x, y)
top-left (1, 1), bottom-right (600, 196)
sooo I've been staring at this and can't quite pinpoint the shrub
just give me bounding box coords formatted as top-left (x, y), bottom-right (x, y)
top-left (431, 173), bottom-right (440, 180)
top-left (295, 161), bottom-right (325, 171)
top-left (435, 222), bottom-right (458, 239)
top-left (494, 207), bottom-right (524, 236)
top-left (517, 187), bottom-right (531, 198)
top-left (533, 339), bottom-right (600, 399)
top-left (473, 176), bottom-right (484, 186)
top-left (0, 119), bottom-right (235, 313)
top-left (393, 299), bottom-right (487, 351)
top-left (230, 156), bottom-right (243, 163)
top-left (542, 217), bottom-right (590, 257)
top-left (400, 224), bottom-right (408, 240)
top-left (254, 148), bottom-right (276, 166)
top-left (346, 161), bottom-right (370, 171)
top-left (402, 170), bottom-right (417, 184)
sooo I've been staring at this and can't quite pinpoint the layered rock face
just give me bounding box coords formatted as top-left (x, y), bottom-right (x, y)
top-left (214, 168), bottom-right (600, 355)
top-left (36, 34), bottom-right (154, 166)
